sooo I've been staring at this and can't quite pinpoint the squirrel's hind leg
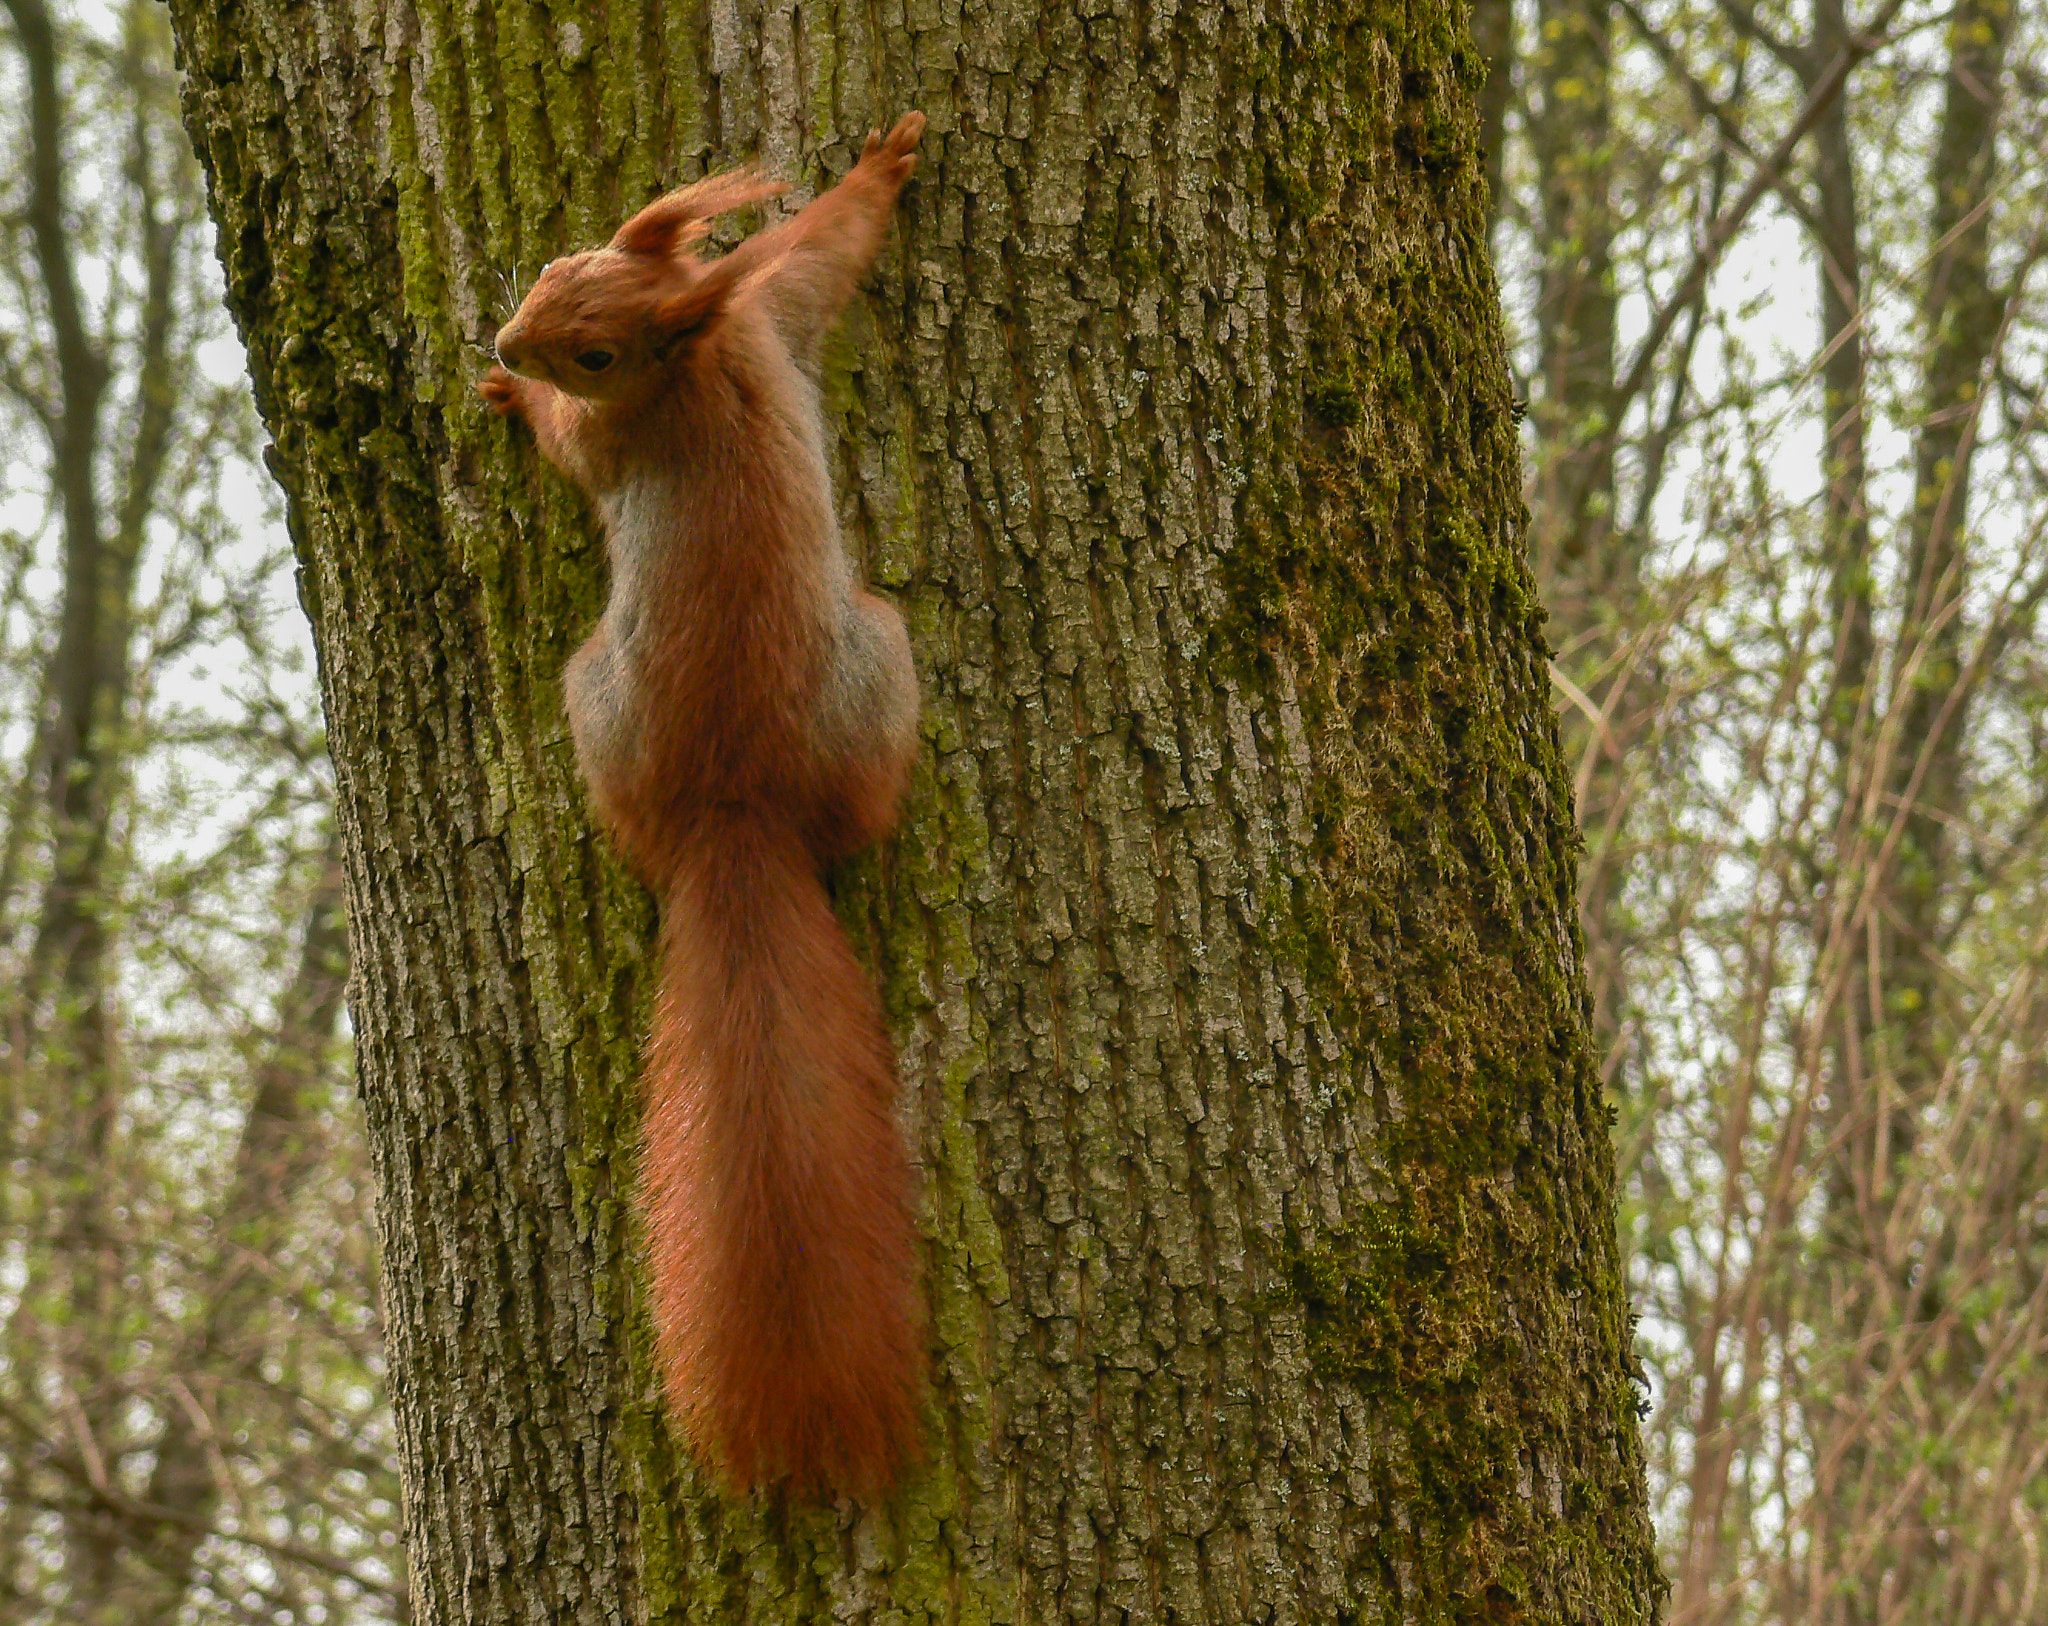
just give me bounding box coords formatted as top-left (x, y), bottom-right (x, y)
top-left (565, 625), bottom-right (652, 853)
top-left (811, 591), bottom-right (919, 857)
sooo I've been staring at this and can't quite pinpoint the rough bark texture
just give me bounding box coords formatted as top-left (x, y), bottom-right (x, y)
top-left (165, 0), bottom-right (1660, 1621)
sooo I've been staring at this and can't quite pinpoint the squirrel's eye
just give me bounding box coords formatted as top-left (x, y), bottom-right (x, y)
top-left (576, 349), bottom-right (615, 373)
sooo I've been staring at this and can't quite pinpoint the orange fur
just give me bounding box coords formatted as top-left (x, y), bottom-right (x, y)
top-left (481, 114), bottom-right (929, 1497)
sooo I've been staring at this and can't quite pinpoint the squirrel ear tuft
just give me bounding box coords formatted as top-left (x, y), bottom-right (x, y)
top-left (613, 170), bottom-right (789, 259)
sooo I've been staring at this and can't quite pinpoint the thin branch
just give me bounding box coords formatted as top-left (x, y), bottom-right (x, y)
top-left (1609, 0), bottom-right (1910, 432)
top-left (1614, 0), bottom-right (1824, 238)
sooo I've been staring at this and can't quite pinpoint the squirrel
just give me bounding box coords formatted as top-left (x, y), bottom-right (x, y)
top-left (479, 113), bottom-right (928, 1499)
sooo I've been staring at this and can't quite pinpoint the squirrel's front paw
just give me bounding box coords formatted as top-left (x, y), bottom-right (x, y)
top-left (857, 111), bottom-right (925, 188)
top-left (479, 364), bottom-right (523, 418)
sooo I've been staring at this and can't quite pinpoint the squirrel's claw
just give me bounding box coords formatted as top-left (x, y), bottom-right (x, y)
top-left (882, 111), bottom-right (926, 155)
top-left (857, 111), bottom-right (925, 186)
top-left (479, 364), bottom-right (522, 418)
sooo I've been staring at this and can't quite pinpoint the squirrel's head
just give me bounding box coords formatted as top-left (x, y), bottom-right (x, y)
top-left (492, 169), bottom-right (786, 402)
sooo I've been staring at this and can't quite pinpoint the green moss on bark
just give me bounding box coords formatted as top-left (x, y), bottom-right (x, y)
top-left (1217, 2), bottom-right (1660, 1621)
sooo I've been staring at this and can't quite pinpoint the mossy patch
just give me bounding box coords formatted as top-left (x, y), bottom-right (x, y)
top-left (1214, 2), bottom-right (1662, 1621)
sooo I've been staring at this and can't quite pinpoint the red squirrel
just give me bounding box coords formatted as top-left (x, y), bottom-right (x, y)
top-left (478, 113), bottom-right (928, 1498)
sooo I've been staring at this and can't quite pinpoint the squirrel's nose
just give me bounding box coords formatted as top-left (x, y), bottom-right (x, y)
top-left (494, 327), bottom-right (527, 371)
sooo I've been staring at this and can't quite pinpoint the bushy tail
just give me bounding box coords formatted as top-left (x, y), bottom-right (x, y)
top-left (640, 809), bottom-right (923, 1497)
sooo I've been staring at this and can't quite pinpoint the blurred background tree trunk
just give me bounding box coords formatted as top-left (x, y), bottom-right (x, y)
top-left (162, 0), bottom-right (1661, 1621)
top-left (1807, 0), bottom-right (2021, 1617)
top-left (0, 1), bottom-right (395, 1620)
top-left (4, 0), bottom-right (140, 1611)
top-left (1525, 0), bottom-right (1636, 1069)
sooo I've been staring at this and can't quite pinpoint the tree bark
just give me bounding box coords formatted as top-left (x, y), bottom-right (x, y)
top-left (167, 0), bottom-right (1661, 1621)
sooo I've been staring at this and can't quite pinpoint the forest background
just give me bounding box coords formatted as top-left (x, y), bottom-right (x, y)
top-left (0, 0), bottom-right (2042, 1619)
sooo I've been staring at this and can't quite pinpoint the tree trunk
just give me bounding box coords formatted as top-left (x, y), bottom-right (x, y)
top-left (1524, 0), bottom-right (1636, 1070)
top-left (6, 0), bottom-right (166, 1610)
top-left (1810, 0), bottom-right (2017, 1617)
top-left (133, 834), bottom-right (360, 1624)
top-left (166, 0), bottom-right (1660, 1621)
top-left (1527, 0), bottom-right (1618, 618)
top-left (1469, 0), bottom-right (1515, 236)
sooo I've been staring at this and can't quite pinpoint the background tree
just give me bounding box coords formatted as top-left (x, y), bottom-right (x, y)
top-left (0, 1), bottom-right (402, 1619)
top-left (158, 0), bottom-right (1663, 1621)
top-left (1488, 0), bottom-right (2048, 1614)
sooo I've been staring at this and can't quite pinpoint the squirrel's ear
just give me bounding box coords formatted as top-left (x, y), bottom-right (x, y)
top-left (613, 170), bottom-right (789, 258)
top-left (653, 250), bottom-right (786, 347)
top-left (653, 276), bottom-right (731, 344)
